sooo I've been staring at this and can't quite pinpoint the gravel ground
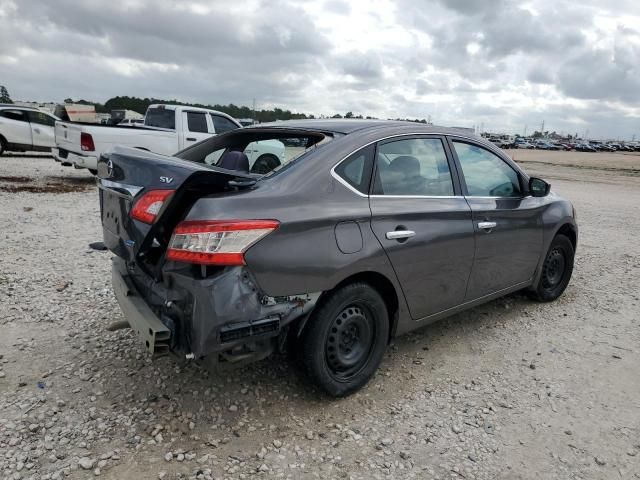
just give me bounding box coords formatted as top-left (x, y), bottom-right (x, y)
top-left (1, 153), bottom-right (639, 480)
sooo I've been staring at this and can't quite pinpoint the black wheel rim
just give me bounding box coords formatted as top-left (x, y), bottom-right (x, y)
top-left (542, 247), bottom-right (566, 289)
top-left (325, 304), bottom-right (375, 380)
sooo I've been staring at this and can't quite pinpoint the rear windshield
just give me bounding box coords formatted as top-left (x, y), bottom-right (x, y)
top-left (176, 131), bottom-right (332, 176)
top-left (145, 108), bottom-right (175, 129)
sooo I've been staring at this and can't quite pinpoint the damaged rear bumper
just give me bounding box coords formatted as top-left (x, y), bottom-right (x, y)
top-left (111, 257), bottom-right (320, 362)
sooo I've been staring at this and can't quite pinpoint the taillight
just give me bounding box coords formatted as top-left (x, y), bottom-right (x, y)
top-left (166, 220), bottom-right (279, 266)
top-left (130, 190), bottom-right (173, 224)
top-left (80, 132), bottom-right (95, 151)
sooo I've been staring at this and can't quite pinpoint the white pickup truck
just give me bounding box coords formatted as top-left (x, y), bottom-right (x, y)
top-left (53, 104), bottom-right (284, 174)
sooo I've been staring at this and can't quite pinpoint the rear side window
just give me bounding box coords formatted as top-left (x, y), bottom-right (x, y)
top-left (334, 145), bottom-right (374, 194)
top-left (210, 114), bottom-right (239, 134)
top-left (0, 110), bottom-right (28, 122)
top-left (452, 141), bottom-right (521, 197)
top-left (186, 112), bottom-right (208, 133)
top-left (373, 138), bottom-right (454, 196)
top-left (145, 108), bottom-right (176, 129)
top-left (28, 111), bottom-right (56, 126)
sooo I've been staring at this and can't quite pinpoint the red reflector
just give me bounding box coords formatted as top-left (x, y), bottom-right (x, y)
top-left (80, 132), bottom-right (95, 151)
top-left (130, 190), bottom-right (173, 224)
top-left (166, 220), bottom-right (279, 266)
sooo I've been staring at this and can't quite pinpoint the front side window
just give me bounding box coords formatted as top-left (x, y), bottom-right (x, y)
top-left (186, 112), bottom-right (208, 133)
top-left (373, 138), bottom-right (454, 196)
top-left (452, 141), bottom-right (521, 197)
top-left (334, 145), bottom-right (374, 194)
top-left (210, 114), bottom-right (239, 134)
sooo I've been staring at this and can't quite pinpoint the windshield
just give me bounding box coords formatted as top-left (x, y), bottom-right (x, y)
top-left (145, 108), bottom-right (175, 129)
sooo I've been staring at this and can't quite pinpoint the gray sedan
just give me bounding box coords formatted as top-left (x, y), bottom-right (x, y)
top-left (98, 120), bottom-right (577, 396)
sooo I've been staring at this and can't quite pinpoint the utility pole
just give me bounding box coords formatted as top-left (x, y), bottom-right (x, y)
top-left (252, 98), bottom-right (256, 123)
top-left (541, 120), bottom-right (545, 137)
top-left (524, 125), bottom-right (527, 137)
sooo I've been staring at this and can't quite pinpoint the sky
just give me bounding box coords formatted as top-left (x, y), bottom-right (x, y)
top-left (1, 0), bottom-right (640, 139)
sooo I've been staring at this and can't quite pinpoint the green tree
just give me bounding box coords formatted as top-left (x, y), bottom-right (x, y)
top-left (0, 85), bottom-right (12, 103)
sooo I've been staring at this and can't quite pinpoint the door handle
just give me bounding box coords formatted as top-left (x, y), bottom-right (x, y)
top-left (34, 128), bottom-right (40, 134)
top-left (186, 137), bottom-right (197, 141)
top-left (478, 221), bottom-right (497, 230)
top-left (386, 230), bottom-right (415, 240)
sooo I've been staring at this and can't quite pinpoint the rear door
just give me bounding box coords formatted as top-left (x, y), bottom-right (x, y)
top-left (0, 109), bottom-right (32, 147)
top-left (27, 111), bottom-right (56, 148)
top-left (448, 138), bottom-right (544, 299)
top-left (369, 136), bottom-right (475, 320)
top-left (180, 111), bottom-right (211, 148)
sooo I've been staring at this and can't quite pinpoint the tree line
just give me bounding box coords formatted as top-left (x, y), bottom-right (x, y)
top-left (64, 95), bottom-right (432, 124)
top-left (1, 84), bottom-right (431, 123)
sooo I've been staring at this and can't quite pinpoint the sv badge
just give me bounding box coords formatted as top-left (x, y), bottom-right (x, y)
top-left (159, 176), bottom-right (174, 184)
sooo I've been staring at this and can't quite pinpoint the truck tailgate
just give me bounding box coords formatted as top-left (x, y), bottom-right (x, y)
top-left (55, 121), bottom-right (83, 153)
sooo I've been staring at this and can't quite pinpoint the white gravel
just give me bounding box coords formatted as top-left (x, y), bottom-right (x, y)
top-left (1, 154), bottom-right (639, 480)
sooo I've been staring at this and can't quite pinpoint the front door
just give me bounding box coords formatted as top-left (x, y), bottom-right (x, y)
top-left (369, 136), bottom-right (475, 320)
top-left (0, 109), bottom-right (32, 148)
top-left (449, 139), bottom-right (544, 299)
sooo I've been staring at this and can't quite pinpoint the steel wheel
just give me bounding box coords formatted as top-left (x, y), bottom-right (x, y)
top-left (325, 304), bottom-right (375, 380)
top-left (542, 247), bottom-right (566, 289)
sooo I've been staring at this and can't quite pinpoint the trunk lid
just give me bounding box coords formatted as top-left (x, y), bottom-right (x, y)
top-left (98, 145), bottom-right (254, 266)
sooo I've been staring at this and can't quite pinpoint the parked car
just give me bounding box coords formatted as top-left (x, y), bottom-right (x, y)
top-left (516, 140), bottom-right (535, 149)
top-left (53, 104), bottom-right (284, 174)
top-left (97, 120), bottom-right (578, 396)
top-left (534, 141), bottom-right (561, 151)
top-left (576, 143), bottom-right (597, 152)
top-left (0, 104), bottom-right (59, 155)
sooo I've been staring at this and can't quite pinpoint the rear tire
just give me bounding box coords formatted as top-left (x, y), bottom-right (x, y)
top-left (528, 234), bottom-right (574, 302)
top-left (0, 136), bottom-right (6, 156)
top-left (300, 282), bottom-right (388, 397)
top-left (88, 169), bottom-right (98, 176)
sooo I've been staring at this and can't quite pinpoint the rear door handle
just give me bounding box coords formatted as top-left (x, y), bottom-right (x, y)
top-left (186, 137), bottom-right (197, 141)
top-left (478, 221), bottom-right (497, 230)
top-left (386, 230), bottom-right (415, 240)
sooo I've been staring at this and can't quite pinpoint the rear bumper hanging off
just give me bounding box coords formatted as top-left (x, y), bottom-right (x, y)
top-left (110, 257), bottom-right (320, 360)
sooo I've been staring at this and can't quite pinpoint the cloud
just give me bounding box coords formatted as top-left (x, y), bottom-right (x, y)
top-left (1, 0), bottom-right (639, 138)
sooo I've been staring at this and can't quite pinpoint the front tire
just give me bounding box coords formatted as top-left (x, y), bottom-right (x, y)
top-left (528, 234), bottom-right (574, 302)
top-left (300, 282), bottom-right (388, 397)
top-left (0, 137), bottom-right (6, 156)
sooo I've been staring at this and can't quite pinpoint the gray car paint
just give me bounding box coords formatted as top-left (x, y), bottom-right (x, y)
top-left (100, 120), bottom-right (577, 359)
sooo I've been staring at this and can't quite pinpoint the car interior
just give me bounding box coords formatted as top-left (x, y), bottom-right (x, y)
top-left (373, 139), bottom-right (454, 196)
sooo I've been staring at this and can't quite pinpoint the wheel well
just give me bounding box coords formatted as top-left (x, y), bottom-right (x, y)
top-left (333, 272), bottom-right (399, 341)
top-left (556, 223), bottom-right (577, 250)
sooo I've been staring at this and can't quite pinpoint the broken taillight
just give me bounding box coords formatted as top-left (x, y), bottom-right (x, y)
top-left (130, 189), bottom-right (174, 224)
top-left (166, 220), bottom-right (279, 266)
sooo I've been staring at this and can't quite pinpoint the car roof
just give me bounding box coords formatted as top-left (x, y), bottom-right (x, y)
top-left (0, 104), bottom-right (40, 111)
top-left (247, 119), bottom-right (477, 136)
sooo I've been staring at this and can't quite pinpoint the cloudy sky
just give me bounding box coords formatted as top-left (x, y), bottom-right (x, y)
top-left (1, 0), bottom-right (639, 139)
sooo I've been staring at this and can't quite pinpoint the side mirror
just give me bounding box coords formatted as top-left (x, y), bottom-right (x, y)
top-left (529, 177), bottom-right (550, 197)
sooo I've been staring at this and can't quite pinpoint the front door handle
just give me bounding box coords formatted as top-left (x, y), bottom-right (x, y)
top-left (386, 230), bottom-right (415, 240)
top-left (478, 221), bottom-right (497, 230)
top-left (186, 137), bottom-right (197, 141)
